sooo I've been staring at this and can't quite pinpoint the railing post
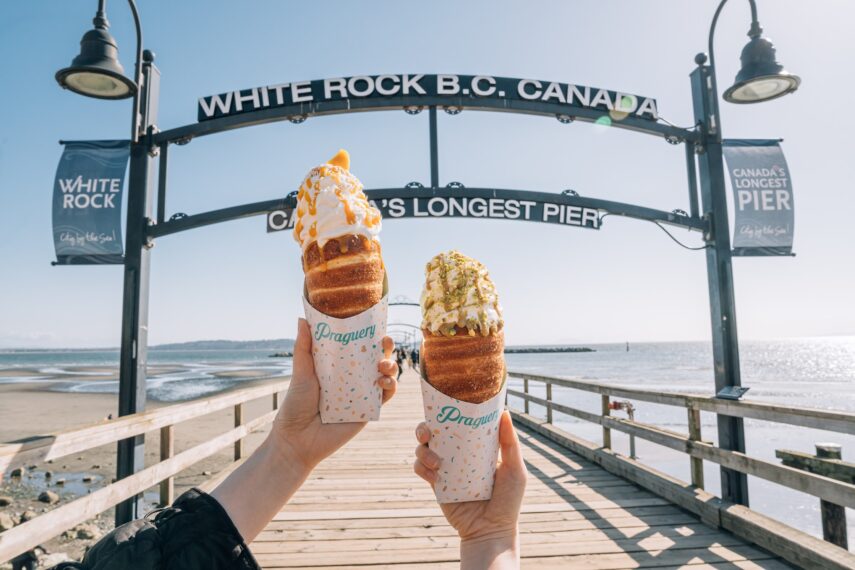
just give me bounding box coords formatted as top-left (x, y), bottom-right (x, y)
top-left (159, 425), bottom-right (173, 506)
top-left (234, 403), bottom-right (244, 461)
top-left (601, 394), bottom-right (611, 449)
top-left (273, 392), bottom-right (280, 411)
top-left (523, 377), bottom-right (530, 414)
top-left (546, 382), bottom-right (553, 424)
top-left (687, 405), bottom-right (705, 489)
top-left (816, 443), bottom-right (848, 549)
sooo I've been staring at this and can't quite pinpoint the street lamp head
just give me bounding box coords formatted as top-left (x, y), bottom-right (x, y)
top-left (723, 32), bottom-right (800, 104)
top-left (56, 17), bottom-right (137, 100)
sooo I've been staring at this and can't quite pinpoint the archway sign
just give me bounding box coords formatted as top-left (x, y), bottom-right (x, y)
top-left (76, 63), bottom-right (762, 523)
top-left (147, 73), bottom-right (705, 241)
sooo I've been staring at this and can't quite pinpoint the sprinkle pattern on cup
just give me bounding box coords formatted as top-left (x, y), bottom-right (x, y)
top-left (304, 295), bottom-right (388, 423)
top-left (419, 376), bottom-right (507, 503)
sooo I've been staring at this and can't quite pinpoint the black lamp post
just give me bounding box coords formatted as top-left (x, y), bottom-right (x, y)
top-left (691, 0), bottom-right (799, 507)
top-left (56, 0), bottom-right (159, 525)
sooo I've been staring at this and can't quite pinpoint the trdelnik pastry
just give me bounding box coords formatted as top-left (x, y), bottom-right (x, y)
top-left (420, 250), bottom-right (505, 404)
top-left (294, 150), bottom-right (389, 424)
top-left (294, 149), bottom-right (384, 318)
top-left (418, 250), bottom-right (508, 503)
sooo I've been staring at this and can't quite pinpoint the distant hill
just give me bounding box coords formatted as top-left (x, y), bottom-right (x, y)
top-left (151, 338), bottom-right (296, 351)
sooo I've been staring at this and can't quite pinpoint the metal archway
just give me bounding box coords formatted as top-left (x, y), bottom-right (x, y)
top-left (106, 65), bottom-right (747, 522)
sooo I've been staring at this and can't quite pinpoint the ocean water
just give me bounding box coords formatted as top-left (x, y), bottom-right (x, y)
top-left (0, 348), bottom-right (292, 402)
top-left (2, 337), bottom-right (853, 541)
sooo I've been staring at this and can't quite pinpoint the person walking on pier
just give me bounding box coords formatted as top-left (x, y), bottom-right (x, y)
top-left (396, 348), bottom-right (405, 381)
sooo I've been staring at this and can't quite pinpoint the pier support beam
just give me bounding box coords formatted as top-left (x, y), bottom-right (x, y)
top-left (690, 59), bottom-right (749, 506)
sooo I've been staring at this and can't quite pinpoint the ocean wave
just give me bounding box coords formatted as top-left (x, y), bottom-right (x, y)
top-left (38, 367), bottom-right (113, 376)
top-left (0, 376), bottom-right (54, 384)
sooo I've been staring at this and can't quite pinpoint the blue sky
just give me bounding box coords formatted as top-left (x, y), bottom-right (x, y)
top-left (1, 0), bottom-right (853, 348)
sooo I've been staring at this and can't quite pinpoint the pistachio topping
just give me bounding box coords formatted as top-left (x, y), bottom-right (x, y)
top-left (420, 250), bottom-right (503, 336)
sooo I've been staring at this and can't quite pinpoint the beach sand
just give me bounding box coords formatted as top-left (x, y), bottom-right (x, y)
top-left (0, 376), bottom-right (282, 566)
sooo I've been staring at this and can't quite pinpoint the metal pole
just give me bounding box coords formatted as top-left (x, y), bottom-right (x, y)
top-left (690, 57), bottom-right (749, 506)
top-left (115, 49), bottom-right (159, 525)
top-left (429, 106), bottom-right (439, 188)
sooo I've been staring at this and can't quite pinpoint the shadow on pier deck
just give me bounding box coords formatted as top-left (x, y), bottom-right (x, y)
top-left (239, 372), bottom-right (790, 569)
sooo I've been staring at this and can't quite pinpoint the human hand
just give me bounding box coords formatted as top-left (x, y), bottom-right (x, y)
top-left (414, 410), bottom-right (526, 568)
top-left (273, 318), bottom-right (397, 474)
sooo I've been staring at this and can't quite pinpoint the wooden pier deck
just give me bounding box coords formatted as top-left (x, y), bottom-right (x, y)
top-left (248, 371), bottom-right (789, 569)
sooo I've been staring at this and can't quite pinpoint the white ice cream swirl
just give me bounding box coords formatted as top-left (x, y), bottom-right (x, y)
top-left (292, 150), bottom-right (381, 251)
top-left (420, 251), bottom-right (503, 336)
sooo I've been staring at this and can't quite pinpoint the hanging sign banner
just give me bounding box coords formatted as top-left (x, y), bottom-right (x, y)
top-left (52, 140), bottom-right (129, 265)
top-left (198, 74), bottom-right (659, 123)
top-left (723, 139), bottom-right (794, 256)
top-left (267, 189), bottom-right (601, 233)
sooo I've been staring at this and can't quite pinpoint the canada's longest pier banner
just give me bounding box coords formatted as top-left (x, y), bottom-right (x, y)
top-left (267, 192), bottom-right (601, 233)
top-left (199, 74), bottom-right (659, 122)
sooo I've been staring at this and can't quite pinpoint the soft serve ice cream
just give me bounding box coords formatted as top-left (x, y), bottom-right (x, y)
top-left (293, 149), bottom-right (381, 253)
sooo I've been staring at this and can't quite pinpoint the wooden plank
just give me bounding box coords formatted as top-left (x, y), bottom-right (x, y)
top-left (0, 377), bottom-right (289, 474)
top-left (546, 382), bottom-right (553, 424)
top-left (775, 448), bottom-right (855, 484)
top-left (234, 403), bottom-right (245, 460)
top-left (0, 409), bottom-right (277, 561)
top-left (273, 497), bottom-right (673, 521)
top-left (260, 504), bottom-right (688, 531)
top-left (255, 513), bottom-right (701, 541)
top-left (688, 405), bottom-right (705, 489)
top-left (252, 533), bottom-right (756, 566)
top-left (159, 425), bottom-right (174, 506)
top-left (602, 394), bottom-right (612, 449)
top-left (252, 523), bottom-right (724, 552)
top-left (524, 377), bottom-right (530, 414)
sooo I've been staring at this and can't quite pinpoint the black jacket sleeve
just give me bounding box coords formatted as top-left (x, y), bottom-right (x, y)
top-left (51, 488), bottom-right (260, 570)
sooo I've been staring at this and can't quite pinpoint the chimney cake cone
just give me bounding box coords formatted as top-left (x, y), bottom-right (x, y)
top-left (294, 150), bottom-right (384, 318)
top-left (294, 150), bottom-right (388, 424)
top-left (419, 251), bottom-right (507, 503)
top-left (420, 251), bottom-right (505, 403)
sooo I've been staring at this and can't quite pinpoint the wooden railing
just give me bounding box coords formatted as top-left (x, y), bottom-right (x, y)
top-left (0, 378), bottom-right (289, 562)
top-left (506, 371), bottom-right (855, 568)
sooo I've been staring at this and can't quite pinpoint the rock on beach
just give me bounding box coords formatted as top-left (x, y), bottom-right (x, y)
top-left (38, 490), bottom-right (59, 504)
